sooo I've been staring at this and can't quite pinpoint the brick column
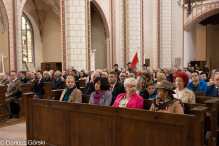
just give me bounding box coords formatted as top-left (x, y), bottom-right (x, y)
top-left (126, 0), bottom-right (141, 66)
top-left (160, 0), bottom-right (172, 68)
top-left (65, 0), bottom-right (86, 71)
top-left (61, 0), bottom-right (66, 71)
top-left (153, 0), bottom-right (158, 69)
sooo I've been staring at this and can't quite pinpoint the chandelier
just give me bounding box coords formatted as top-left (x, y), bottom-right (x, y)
top-left (177, 0), bottom-right (204, 15)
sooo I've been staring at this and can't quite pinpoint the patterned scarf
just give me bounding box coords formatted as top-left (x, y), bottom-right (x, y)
top-left (151, 95), bottom-right (184, 111)
top-left (63, 86), bottom-right (76, 101)
top-left (93, 90), bottom-right (105, 105)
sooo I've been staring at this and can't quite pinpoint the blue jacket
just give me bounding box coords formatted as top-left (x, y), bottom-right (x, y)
top-left (188, 78), bottom-right (207, 92)
top-left (148, 92), bottom-right (157, 100)
top-left (204, 84), bottom-right (219, 97)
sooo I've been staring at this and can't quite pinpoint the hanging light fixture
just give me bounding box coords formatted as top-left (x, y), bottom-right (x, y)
top-left (177, 0), bottom-right (204, 15)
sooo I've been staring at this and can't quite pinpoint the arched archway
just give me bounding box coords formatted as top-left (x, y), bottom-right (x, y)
top-left (90, 0), bottom-right (111, 70)
top-left (183, 2), bottom-right (219, 70)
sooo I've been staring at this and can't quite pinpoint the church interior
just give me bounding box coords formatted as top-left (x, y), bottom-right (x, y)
top-left (0, 0), bottom-right (219, 145)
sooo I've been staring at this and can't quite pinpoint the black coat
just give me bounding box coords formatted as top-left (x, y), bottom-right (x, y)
top-left (33, 78), bottom-right (46, 99)
top-left (52, 78), bottom-right (64, 90)
top-left (82, 82), bottom-right (95, 95)
top-left (44, 77), bottom-right (53, 82)
top-left (20, 77), bottom-right (29, 84)
top-left (139, 89), bottom-right (149, 99)
top-left (108, 82), bottom-right (126, 98)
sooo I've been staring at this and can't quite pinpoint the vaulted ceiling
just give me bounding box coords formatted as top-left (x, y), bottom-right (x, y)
top-left (24, 0), bottom-right (60, 39)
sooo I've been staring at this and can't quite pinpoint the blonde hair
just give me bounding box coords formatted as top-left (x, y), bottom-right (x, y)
top-left (128, 73), bottom-right (135, 78)
top-left (124, 78), bottom-right (137, 88)
top-left (136, 76), bottom-right (146, 91)
top-left (66, 76), bottom-right (75, 83)
top-left (157, 73), bottom-right (166, 81)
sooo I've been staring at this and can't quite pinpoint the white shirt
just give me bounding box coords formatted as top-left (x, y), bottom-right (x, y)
top-left (12, 78), bottom-right (17, 82)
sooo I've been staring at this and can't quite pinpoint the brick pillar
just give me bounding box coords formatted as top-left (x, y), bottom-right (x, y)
top-left (160, 0), bottom-right (172, 68)
top-left (153, 0), bottom-right (158, 69)
top-left (65, 0), bottom-right (87, 71)
top-left (126, 0), bottom-right (141, 67)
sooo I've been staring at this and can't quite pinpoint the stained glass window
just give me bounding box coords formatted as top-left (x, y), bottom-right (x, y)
top-left (22, 14), bottom-right (34, 63)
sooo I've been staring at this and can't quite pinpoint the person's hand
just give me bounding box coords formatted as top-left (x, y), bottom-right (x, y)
top-left (33, 95), bottom-right (36, 98)
top-left (5, 94), bottom-right (9, 98)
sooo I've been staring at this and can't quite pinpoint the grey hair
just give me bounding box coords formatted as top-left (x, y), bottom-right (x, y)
top-left (54, 72), bottom-right (61, 78)
top-left (124, 78), bottom-right (137, 88)
top-left (91, 71), bottom-right (100, 78)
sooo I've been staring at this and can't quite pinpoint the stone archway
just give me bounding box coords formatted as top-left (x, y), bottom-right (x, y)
top-left (184, 1), bottom-right (219, 31)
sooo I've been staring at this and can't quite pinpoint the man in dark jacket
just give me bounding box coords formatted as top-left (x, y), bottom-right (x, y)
top-left (19, 71), bottom-right (29, 84)
top-left (83, 71), bottom-right (100, 95)
top-left (204, 74), bottom-right (219, 97)
top-left (108, 71), bottom-right (126, 97)
top-left (203, 65), bottom-right (209, 77)
top-left (33, 71), bottom-right (45, 99)
top-left (52, 72), bottom-right (64, 90)
top-left (113, 64), bottom-right (121, 76)
top-left (127, 62), bottom-right (136, 76)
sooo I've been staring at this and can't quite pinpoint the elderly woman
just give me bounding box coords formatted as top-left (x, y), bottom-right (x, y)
top-left (102, 72), bottom-right (108, 78)
top-left (173, 72), bottom-right (195, 103)
top-left (60, 76), bottom-right (82, 102)
top-left (112, 78), bottom-right (143, 109)
top-left (150, 80), bottom-right (184, 114)
top-left (136, 76), bottom-right (149, 99)
top-left (89, 77), bottom-right (112, 106)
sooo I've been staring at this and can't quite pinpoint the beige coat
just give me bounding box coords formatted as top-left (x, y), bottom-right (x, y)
top-left (60, 88), bottom-right (82, 103)
top-left (150, 100), bottom-right (184, 114)
top-left (173, 88), bottom-right (195, 104)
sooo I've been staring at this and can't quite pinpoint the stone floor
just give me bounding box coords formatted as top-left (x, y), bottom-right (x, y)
top-left (0, 123), bottom-right (26, 146)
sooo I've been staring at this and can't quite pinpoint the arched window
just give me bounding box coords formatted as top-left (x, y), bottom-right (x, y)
top-left (22, 13), bottom-right (34, 63)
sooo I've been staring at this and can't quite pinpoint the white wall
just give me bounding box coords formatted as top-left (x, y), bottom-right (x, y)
top-left (172, 0), bottom-right (183, 67)
top-left (91, 13), bottom-right (107, 70)
top-left (144, 0), bottom-right (153, 67)
top-left (184, 26), bottom-right (196, 67)
top-left (42, 9), bottom-right (61, 62)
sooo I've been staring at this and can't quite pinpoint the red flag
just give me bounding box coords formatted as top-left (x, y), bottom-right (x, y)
top-left (131, 51), bottom-right (140, 76)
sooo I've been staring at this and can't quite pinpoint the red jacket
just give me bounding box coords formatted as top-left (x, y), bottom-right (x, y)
top-left (112, 93), bottom-right (143, 109)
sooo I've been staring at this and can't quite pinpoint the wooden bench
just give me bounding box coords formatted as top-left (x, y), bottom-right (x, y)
top-left (0, 85), bottom-right (6, 122)
top-left (194, 91), bottom-right (205, 96)
top-left (42, 82), bottom-right (53, 100)
top-left (143, 99), bottom-right (218, 146)
top-left (25, 97), bottom-right (207, 146)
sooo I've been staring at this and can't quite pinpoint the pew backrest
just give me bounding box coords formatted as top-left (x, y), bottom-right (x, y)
top-left (26, 98), bottom-right (207, 146)
top-left (194, 91), bottom-right (205, 97)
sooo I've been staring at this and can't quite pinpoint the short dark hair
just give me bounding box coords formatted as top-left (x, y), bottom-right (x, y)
top-left (19, 71), bottom-right (26, 76)
top-left (37, 71), bottom-right (43, 75)
top-left (94, 77), bottom-right (109, 90)
top-left (109, 71), bottom-right (118, 78)
top-left (192, 70), bottom-right (199, 76)
top-left (200, 72), bottom-right (206, 76)
top-left (146, 82), bottom-right (155, 88)
top-left (10, 71), bottom-right (17, 75)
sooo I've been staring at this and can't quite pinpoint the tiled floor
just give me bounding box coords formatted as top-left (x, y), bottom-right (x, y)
top-left (0, 123), bottom-right (26, 146)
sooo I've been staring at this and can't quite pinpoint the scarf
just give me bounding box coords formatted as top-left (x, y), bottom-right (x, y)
top-left (93, 90), bottom-right (105, 105)
top-left (151, 95), bottom-right (184, 111)
top-left (63, 86), bottom-right (76, 101)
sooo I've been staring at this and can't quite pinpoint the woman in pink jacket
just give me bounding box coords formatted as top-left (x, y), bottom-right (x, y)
top-left (112, 78), bottom-right (143, 109)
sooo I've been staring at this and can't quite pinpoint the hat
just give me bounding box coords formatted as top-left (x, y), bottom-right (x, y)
top-left (113, 64), bottom-right (118, 67)
top-left (142, 64), bottom-right (147, 67)
top-left (127, 62), bottom-right (132, 65)
top-left (156, 80), bottom-right (175, 94)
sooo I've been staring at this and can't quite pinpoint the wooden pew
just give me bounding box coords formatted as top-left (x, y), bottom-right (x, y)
top-left (43, 82), bottom-right (53, 100)
top-left (26, 98), bottom-right (207, 146)
top-left (79, 79), bottom-right (86, 92)
top-left (194, 91), bottom-right (205, 96)
top-left (0, 85), bottom-right (6, 122)
top-left (18, 84), bottom-right (31, 119)
top-left (143, 99), bottom-right (218, 146)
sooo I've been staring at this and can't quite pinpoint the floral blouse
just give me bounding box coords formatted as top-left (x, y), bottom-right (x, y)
top-left (118, 98), bottom-right (129, 108)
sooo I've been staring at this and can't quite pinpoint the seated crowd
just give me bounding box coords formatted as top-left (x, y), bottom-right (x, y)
top-left (0, 62), bottom-right (217, 119)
